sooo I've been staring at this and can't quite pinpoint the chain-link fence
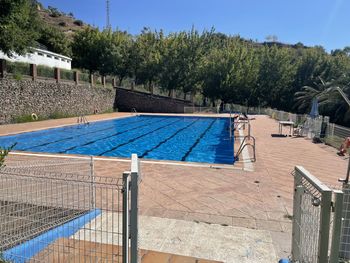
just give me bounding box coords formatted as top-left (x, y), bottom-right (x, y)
top-left (0, 153), bottom-right (140, 263)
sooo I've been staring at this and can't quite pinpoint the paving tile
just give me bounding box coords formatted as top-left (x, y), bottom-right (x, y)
top-left (2, 114), bottom-right (348, 262)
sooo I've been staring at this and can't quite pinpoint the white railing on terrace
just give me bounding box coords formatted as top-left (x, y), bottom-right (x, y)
top-left (226, 103), bottom-right (350, 141)
top-left (184, 106), bottom-right (219, 114)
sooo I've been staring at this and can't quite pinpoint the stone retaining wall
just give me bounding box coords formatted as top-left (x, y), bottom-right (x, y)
top-left (0, 79), bottom-right (115, 124)
top-left (115, 87), bottom-right (193, 113)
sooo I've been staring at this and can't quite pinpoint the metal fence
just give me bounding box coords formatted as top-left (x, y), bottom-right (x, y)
top-left (184, 106), bottom-right (219, 114)
top-left (0, 154), bottom-right (140, 263)
top-left (291, 166), bottom-right (344, 263)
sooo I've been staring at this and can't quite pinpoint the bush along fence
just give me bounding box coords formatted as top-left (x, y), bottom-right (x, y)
top-left (227, 103), bottom-right (350, 149)
top-left (0, 59), bottom-right (117, 88)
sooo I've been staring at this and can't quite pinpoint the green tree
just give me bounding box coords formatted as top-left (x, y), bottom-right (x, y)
top-left (99, 29), bottom-right (133, 84)
top-left (133, 28), bottom-right (162, 90)
top-left (0, 0), bottom-right (40, 56)
top-left (37, 25), bottom-right (71, 56)
top-left (258, 45), bottom-right (297, 110)
top-left (71, 27), bottom-right (102, 73)
top-left (158, 32), bottom-right (188, 96)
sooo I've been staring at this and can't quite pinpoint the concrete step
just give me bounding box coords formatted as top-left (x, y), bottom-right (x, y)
top-left (31, 238), bottom-right (222, 263)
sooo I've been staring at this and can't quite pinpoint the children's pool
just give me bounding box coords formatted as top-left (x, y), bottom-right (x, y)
top-left (0, 115), bottom-right (234, 164)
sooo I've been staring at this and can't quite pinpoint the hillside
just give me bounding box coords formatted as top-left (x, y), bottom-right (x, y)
top-left (36, 4), bottom-right (89, 39)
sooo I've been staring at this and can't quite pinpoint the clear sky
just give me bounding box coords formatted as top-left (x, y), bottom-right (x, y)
top-left (40, 0), bottom-right (350, 51)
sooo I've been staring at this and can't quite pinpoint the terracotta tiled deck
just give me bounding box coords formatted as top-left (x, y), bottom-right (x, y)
top-left (1, 113), bottom-right (348, 260)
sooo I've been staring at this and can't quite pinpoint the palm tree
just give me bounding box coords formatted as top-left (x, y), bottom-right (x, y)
top-left (294, 77), bottom-right (335, 112)
top-left (295, 76), bottom-right (350, 124)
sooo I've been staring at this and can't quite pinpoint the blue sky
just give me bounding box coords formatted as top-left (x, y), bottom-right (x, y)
top-left (40, 0), bottom-right (350, 51)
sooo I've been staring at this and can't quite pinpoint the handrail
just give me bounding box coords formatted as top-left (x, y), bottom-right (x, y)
top-left (77, 115), bottom-right (89, 125)
top-left (131, 108), bottom-right (139, 116)
top-left (234, 135), bottom-right (256, 162)
top-left (229, 110), bottom-right (232, 138)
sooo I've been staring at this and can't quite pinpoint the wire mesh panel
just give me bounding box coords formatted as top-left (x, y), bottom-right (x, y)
top-left (338, 184), bottom-right (350, 262)
top-left (292, 166), bottom-right (333, 263)
top-left (0, 155), bottom-right (130, 263)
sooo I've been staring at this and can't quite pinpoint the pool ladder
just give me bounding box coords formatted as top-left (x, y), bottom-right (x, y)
top-left (234, 135), bottom-right (256, 163)
top-left (77, 115), bottom-right (89, 125)
top-left (131, 108), bottom-right (139, 116)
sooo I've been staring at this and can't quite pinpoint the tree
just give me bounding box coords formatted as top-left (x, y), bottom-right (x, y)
top-left (258, 45), bottom-right (297, 110)
top-left (133, 28), bottom-right (162, 90)
top-left (158, 32), bottom-right (189, 96)
top-left (98, 29), bottom-right (133, 84)
top-left (37, 25), bottom-right (71, 56)
top-left (71, 27), bottom-right (102, 73)
top-left (0, 0), bottom-right (40, 56)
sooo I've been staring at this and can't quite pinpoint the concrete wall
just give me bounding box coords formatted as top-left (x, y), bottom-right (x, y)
top-left (0, 48), bottom-right (72, 70)
top-left (115, 87), bottom-right (193, 113)
top-left (0, 79), bottom-right (115, 124)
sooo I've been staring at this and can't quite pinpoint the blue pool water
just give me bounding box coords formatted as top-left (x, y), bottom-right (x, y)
top-left (0, 115), bottom-right (234, 164)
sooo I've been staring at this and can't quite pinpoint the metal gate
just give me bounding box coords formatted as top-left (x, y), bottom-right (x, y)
top-left (291, 166), bottom-right (343, 263)
top-left (0, 153), bottom-right (140, 263)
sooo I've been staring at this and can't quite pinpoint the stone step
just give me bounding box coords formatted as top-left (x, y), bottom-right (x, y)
top-left (31, 238), bottom-right (222, 263)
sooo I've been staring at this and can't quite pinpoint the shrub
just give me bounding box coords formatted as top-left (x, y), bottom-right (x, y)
top-left (6, 61), bottom-right (30, 76)
top-left (58, 21), bottom-right (67, 27)
top-left (0, 143), bottom-right (16, 169)
top-left (60, 69), bottom-right (74, 81)
top-left (37, 65), bottom-right (54, 79)
top-left (14, 114), bottom-right (41, 123)
top-left (79, 72), bottom-right (90, 83)
top-left (13, 73), bottom-right (23, 80)
top-left (48, 6), bottom-right (61, 17)
top-left (48, 112), bottom-right (73, 119)
top-left (73, 20), bottom-right (83, 26)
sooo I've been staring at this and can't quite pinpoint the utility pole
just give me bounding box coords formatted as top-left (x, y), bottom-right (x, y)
top-left (106, 0), bottom-right (111, 30)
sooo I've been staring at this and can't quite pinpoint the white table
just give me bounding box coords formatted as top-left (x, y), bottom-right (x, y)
top-left (278, 121), bottom-right (295, 136)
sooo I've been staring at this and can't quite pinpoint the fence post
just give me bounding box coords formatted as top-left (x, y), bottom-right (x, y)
top-left (122, 172), bottom-right (130, 263)
top-left (54, 68), bottom-right (60, 83)
top-left (74, 71), bottom-right (79, 85)
top-left (330, 190), bottom-right (344, 262)
top-left (291, 183), bottom-right (303, 261)
top-left (0, 59), bottom-right (6, 78)
top-left (318, 189), bottom-right (332, 263)
top-left (130, 154), bottom-right (140, 263)
top-left (102, 76), bottom-right (106, 88)
top-left (90, 156), bottom-right (95, 209)
top-left (340, 183), bottom-right (350, 260)
top-left (171, 89), bottom-right (175, 98)
top-left (30, 64), bottom-right (37, 81)
top-left (90, 73), bottom-right (94, 86)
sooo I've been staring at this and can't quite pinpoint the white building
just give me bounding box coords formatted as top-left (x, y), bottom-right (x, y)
top-left (0, 48), bottom-right (72, 70)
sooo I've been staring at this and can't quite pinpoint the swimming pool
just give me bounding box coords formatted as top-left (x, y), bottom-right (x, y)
top-left (0, 115), bottom-right (234, 164)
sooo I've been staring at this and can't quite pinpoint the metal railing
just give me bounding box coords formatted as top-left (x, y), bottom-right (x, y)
top-left (184, 106), bottom-right (219, 114)
top-left (0, 153), bottom-right (141, 263)
top-left (291, 166), bottom-right (343, 263)
top-left (77, 115), bottom-right (89, 125)
top-left (234, 135), bottom-right (256, 163)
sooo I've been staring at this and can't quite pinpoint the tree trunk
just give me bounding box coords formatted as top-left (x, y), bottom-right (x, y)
top-left (119, 76), bottom-right (124, 86)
